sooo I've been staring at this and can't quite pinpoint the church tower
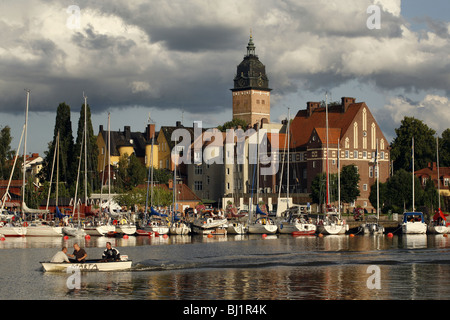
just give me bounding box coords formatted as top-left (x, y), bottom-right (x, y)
top-left (231, 34), bottom-right (271, 127)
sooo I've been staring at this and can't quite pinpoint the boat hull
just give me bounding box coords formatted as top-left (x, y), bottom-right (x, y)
top-left (359, 223), bottom-right (385, 235)
top-left (41, 259), bottom-right (132, 272)
top-left (317, 223), bottom-right (348, 235)
top-left (26, 226), bottom-right (63, 237)
top-left (84, 225), bottom-right (115, 236)
top-left (226, 222), bottom-right (247, 234)
top-left (169, 223), bottom-right (191, 235)
top-left (63, 227), bottom-right (86, 237)
top-left (248, 224), bottom-right (277, 234)
top-left (402, 222), bottom-right (427, 234)
top-left (427, 225), bottom-right (449, 234)
top-left (278, 222), bottom-right (316, 234)
top-left (115, 225), bottom-right (137, 235)
top-left (0, 226), bottom-right (27, 237)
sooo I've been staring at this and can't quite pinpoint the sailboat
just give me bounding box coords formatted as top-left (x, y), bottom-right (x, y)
top-left (428, 136), bottom-right (449, 234)
top-left (247, 127), bottom-right (277, 235)
top-left (277, 108), bottom-right (316, 235)
top-left (402, 137), bottom-right (427, 234)
top-left (0, 124), bottom-right (27, 237)
top-left (359, 139), bottom-right (385, 235)
top-left (84, 113), bottom-right (115, 236)
top-left (316, 93), bottom-right (348, 235)
top-left (19, 90), bottom-right (62, 237)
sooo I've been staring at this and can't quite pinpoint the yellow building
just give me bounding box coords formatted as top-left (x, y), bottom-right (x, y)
top-left (96, 124), bottom-right (159, 183)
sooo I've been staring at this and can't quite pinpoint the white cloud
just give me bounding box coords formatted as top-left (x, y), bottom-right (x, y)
top-left (383, 94), bottom-right (450, 134)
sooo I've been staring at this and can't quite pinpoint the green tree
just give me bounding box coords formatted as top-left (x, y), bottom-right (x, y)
top-left (390, 116), bottom-right (436, 172)
top-left (369, 180), bottom-right (388, 211)
top-left (74, 103), bottom-right (99, 197)
top-left (385, 169), bottom-right (424, 211)
top-left (39, 103), bottom-right (75, 192)
top-left (310, 172), bottom-right (338, 205)
top-left (439, 128), bottom-right (450, 167)
top-left (0, 126), bottom-right (12, 179)
top-left (127, 154), bottom-right (146, 188)
top-left (217, 118), bottom-right (249, 132)
top-left (340, 165), bottom-right (360, 205)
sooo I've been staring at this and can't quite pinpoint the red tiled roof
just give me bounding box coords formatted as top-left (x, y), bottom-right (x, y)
top-left (314, 127), bottom-right (342, 145)
top-left (290, 103), bottom-right (364, 148)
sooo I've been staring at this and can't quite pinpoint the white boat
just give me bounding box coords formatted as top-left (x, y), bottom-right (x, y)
top-left (316, 213), bottom-right (348, 235)
top-left (226, 221), bottom-right (247, 234)
top-left (26, 222), bottom-right (63, 237)
top-left (402, 212), bottom-right (427, 234)
top-left (115, 223), bottom-right (137, 235)
top-left (63, 225), bottom-right (86, 237)
top-left (359, 221), bottom-right (385, 235)
top-left (169, 221), bottom-right (191, 235)
top-left (278, 206), bottom-right (316, 235)
top-left (145, 220), bottom-right (169, 235)
top-left (192, 215), bottom-right (228, 235)
top-left (84, 224), bottom-right (115, 236)
top-left (41, 257), bottom-right (132, 272)
top-left (0, 222), bottom-right (27, 237)
top-left (248, 217), bottom-right (278, 234)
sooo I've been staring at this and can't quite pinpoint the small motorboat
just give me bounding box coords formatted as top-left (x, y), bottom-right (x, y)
top-left (41, 256), bottom-right (132, 272)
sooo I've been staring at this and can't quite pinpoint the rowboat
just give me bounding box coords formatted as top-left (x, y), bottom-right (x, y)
top-left (41, 257), bottom-right (132, 272)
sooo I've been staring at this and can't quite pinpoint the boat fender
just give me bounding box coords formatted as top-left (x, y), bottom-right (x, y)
top-left (23, 222), bottom-right (28, 227)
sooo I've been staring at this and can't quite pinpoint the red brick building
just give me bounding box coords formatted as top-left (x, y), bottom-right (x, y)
top-left (286, 97), bottom-right (390, 211)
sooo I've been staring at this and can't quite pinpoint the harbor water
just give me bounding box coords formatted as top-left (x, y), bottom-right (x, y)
top-left (1, 233), bottom-right (450, 302)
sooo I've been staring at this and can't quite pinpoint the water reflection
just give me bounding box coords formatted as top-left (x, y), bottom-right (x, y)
top-left (3, 234), bottom-right (450, 299)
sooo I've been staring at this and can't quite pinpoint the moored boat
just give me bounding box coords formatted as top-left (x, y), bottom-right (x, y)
top-left (428, 209), bottom-right (449, 234)
top-left (316, 213), bottom-right (348, 235)
top-left (41, 257), bottom-right (132, 272)
top-left (0, 223), bottom-right (27, 237)
top-left (26, 221), bottom-right (63, 237)
top-left (248, 217), bottom-right (277, 234)
top-left (402, 212), bottom-right (427, 234)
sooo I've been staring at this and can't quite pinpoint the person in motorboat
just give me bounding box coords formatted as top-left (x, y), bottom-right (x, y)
top-left (68, 243), bottom-right (87, 263)
top-left (51, 247), bottom-right (70, 263)
top-left (101, 242), bottom-right (120, 262)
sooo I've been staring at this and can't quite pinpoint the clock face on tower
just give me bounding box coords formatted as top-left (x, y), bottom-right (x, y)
top-left (238, 78), bottom-right (246, 87)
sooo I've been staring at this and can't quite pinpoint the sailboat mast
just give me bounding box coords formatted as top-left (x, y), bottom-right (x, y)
top-left (83, 93), bottom-right (88, 210)
top-left (287, 108), bottom-right (290, 209)
top-left (22, 89), bottom-right (30, 212)
top-left (437, 136), bottom-right (441, 209)
top-left (108, 113), bottom-right (111, 213)
top-left (338, 138), bottom-right (340, 215)
top-left (412, 136), bottom-right (415, 211)
top-left (325, 92), bottom-right (330, 209)
top-left (376, 139), bottom-right (379, 220)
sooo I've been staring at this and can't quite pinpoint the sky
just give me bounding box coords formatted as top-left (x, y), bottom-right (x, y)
top-left (0, 0), bottom-right (449, 156)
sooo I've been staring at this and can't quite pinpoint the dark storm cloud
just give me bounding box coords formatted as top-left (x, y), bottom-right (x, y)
top-left (0, 0), bottom-right (449, 120)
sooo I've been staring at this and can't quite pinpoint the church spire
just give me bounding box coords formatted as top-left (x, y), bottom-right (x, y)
top-left (246, 30), bottom-right (256, 57)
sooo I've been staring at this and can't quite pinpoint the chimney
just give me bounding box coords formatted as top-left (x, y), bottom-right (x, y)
top-left (124, 126), bottom-right (131, 140)
top-left (306, 102), bottom-right (320, 117)
top-left (176, 121), bottom-right (182, 127)
top-left (341, 97), bottom-right (356, 113)
top-left (99, 125), bottom-right (104, 133)
top-left (147, 123), bottom-right (156, 141)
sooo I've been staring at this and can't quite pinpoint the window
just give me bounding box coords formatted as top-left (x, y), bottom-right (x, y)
top-left (195, 165), bottom-right (203, 175)
top-left (363, 151), bottom-right (367, 159)
top-left (369, 166), bottom-right (373, 178)
top-left (354, 150), bottom-right (358, 159)
top-left (363, 184), bottom-right (368, 191)
top-left (444, 178), bottom-right (449, 186)
top-left (194, 181), bottom-right (203, 191)
top-left (345, 150), bottom-right (349, 159)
